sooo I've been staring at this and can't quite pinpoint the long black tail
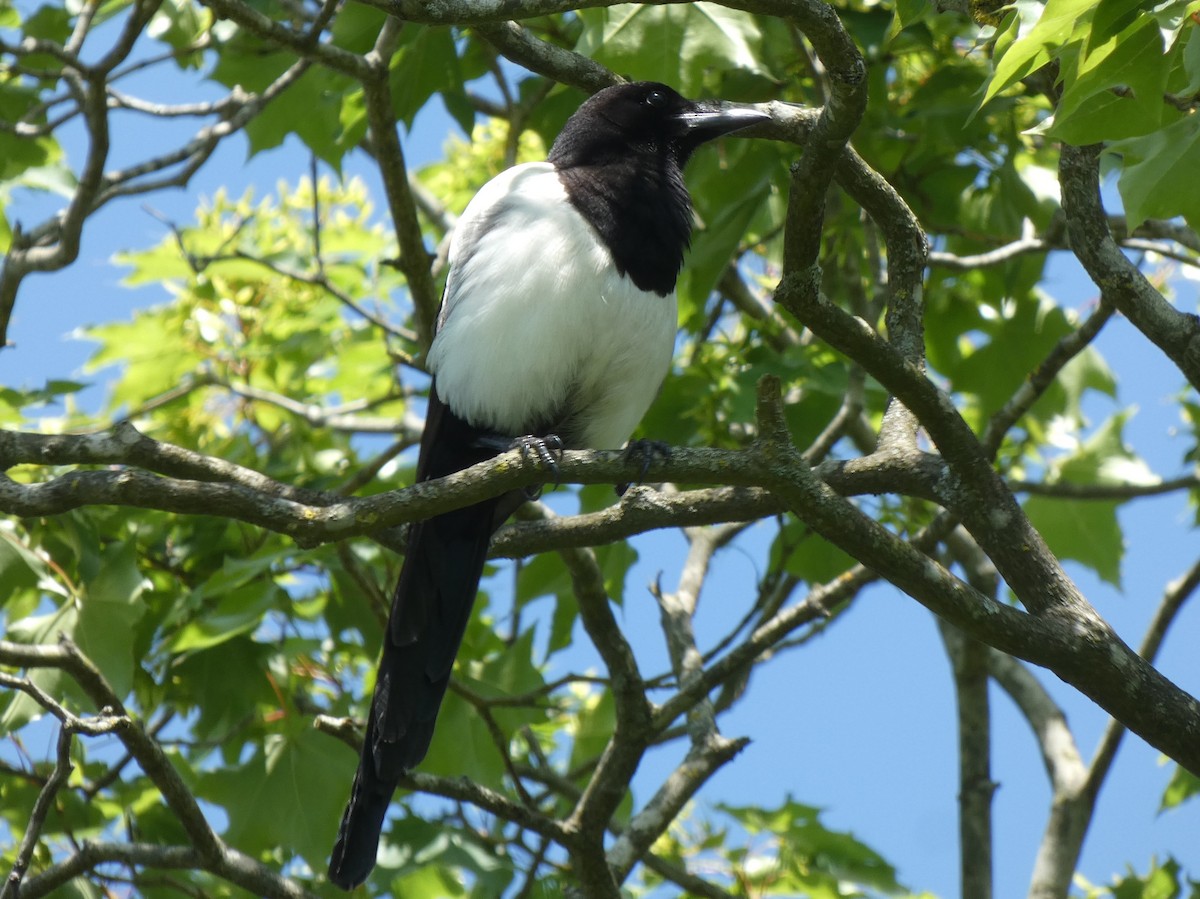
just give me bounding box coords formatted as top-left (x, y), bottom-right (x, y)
top-left (328, 390), bottom-right (523, 889)
top-left (328, 498), bottom-right (499, 888)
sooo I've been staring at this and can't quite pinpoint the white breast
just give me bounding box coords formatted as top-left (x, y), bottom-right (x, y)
top-left (427, 163), bottom-right (677, 450)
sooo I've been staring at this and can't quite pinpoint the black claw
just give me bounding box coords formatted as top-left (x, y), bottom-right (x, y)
top-left (469, 431), bottom-right (564, 498)
top-left (512, 434), bottom-right (565, 486)
top-left (617, 439), bottom-right (672, 495)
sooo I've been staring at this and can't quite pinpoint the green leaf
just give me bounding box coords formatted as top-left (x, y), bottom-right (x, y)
top-left (168, 581), bottom-right (283, 652)
top-left (1109, 856), bottom-right (1184, 899)
top-left (374, 815), bottom-right (512, 895)
top-left (0, 525), bottom-right (56, 601)
top-left (1154, 0), bottom-right (1200, 46)
top-left (21, 3), bottom-right (72, 44)
top-left (0, 602), bottom-right (79, 730)
top-left (168, 550), bottom-right (292, 652)
top-left (146, 0), bottom-right (209, 68)
top-left (1031, 343), bottom-right (1118, 429)
top-left (33, 881), bottom-right (101, 899)
top-left (771, 519), bottom-right (857, 585)
top-left (244, 68), bottom-right (356, 167)
top-left (568, 689), bottom-right (615, 777)
top-left (1024, 494), bottom-right (1123, 585)
top-left (1021, 414), bottom-right (1152, 586)
top-left (594, 541), bottom-right (637, 606)
top-left (718, 795), bottom-right (904, 894)
top-left (679, 139), bottom-right (779, 315)
top-left (421, 688), bottom-right (506, 785)
top-left (1085, 0), bottom-right (1144, 50)
top-left (384, 862), bottom-right (469, 898)
top-left (389, 26), bottom-right (465, 129)
top-left (1, 536), bottom-right (150, 723)
top-left (948, 294), bottom-right (1074, 417)
top-left (75, 542), bottom-right (149, 697)
top-left (1161, 765), bottom-right (1200, 811)
top-left (982, 0), bottom-right (1096, 106)
top-left (895, 0), bottom-right (930, 29)
top-left (1045, 88), bottom-right (1167, 143)
top-left (1054, 14), bottom-right (1168, 138)
top-left (547, 587), bottom-right (579, 657)
top-left (171, 638), bottom-right (276, 741)
top-left (208, 41), bottom-right (293, 94)
top-left (200, 723), bottom-right (353, 863)
top-left (0, 129), bottom-right (58, 182)
top-left (576, 3), bottom-right (773, 95)
top-left (1055, 413), bottom-right (1158, 487)
top-left (1110, 112), bottom-right (1200, 230)
top-left (1182, 21), bottom-right (1200, 95)
top-left (515, 552), bottom-right (572, 609)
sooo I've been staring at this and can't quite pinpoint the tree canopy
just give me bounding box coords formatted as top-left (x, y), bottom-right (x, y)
top-left (2, 0), bottom-right (1200, 897)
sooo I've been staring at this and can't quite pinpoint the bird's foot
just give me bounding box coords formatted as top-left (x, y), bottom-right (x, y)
top-left (512, 434), bottom-right (565, 499)
top-left (471, 432), bottom-right (565, 499)
top-left (512, 433), bottom-right (565, 472)
top-left (617, 439), bottom-right (672, 496)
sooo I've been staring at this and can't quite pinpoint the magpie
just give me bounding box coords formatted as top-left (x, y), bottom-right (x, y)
top-left (328, 81), bottom-right (767, 889)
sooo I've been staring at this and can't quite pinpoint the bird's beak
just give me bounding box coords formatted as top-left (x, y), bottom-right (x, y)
top-left (671, 104), bottom-right (770, 141)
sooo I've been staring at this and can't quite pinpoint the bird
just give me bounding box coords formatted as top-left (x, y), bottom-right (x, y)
top-left (328, 81), bottom-right (768, 889)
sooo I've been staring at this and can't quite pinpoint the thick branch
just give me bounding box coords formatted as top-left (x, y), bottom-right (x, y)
top-left (739, 377), bottom-right (1200, 775)
top-left (0, 422), bottom-right (940, 550)
top-left (775, 272), bottom-right (1075, 608)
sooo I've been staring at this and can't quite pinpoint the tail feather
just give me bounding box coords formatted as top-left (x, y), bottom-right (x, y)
top-left (328, 500), bottom-right (499, 889)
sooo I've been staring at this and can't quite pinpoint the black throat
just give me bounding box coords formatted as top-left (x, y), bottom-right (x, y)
top-left (553, 154), bottom-right (693, 297)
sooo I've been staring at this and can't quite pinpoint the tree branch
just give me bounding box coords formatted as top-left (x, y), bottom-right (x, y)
top-left (0, 422), bottom-right (940, 550)
top-left (474, 21), bottom-right (619, 94)
top-left (1059, 143), bottom-right (1200, 392)
top-left (1, 724), bottom-right (75, 899)
top-left (741, 377), bottom-right (1200, 776)
top-left (942, 528), bottom-right (999, 899)
top-left (360, 18), bottom-right (440, 346)
top-left (605, 525), bottom-right (750, 881)
top-left (522, 505), bottom-right (650, 893)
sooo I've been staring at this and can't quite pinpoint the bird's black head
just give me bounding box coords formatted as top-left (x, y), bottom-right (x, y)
top-left (547, 82), bottom-right (767, 296)
top-left (548, 81), bottom-right (766, 169)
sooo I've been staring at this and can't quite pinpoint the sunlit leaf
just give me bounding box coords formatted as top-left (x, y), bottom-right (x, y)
top-left (1161, 766), bottom-right (1200, 811)
top-left (982, 0), bottom-right (1097, 105)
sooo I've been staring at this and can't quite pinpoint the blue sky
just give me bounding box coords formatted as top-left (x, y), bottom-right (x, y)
top-left (3, 41), bottom-right (1200, 898)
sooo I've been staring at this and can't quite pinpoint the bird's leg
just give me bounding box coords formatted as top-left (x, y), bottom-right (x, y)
top-left (617, 439), bottom-right (672, 496)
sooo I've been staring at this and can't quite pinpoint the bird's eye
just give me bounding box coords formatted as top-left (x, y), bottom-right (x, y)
top-left (645, 89), bottom-right (667, 108)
